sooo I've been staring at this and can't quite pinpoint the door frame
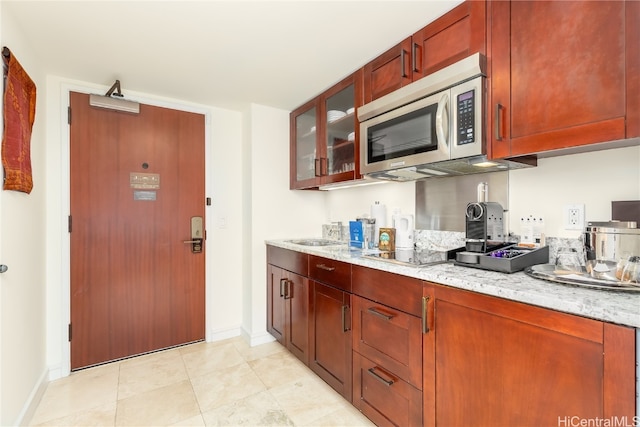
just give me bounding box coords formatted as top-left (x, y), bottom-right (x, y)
top-left (57, 82), bottom-right (212, 377)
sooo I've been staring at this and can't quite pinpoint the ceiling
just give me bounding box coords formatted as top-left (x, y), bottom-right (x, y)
top-left (3, 0), bottom-right (463, 112)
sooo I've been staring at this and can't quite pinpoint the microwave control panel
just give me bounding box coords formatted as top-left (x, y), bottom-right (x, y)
top-left (457, 89), bottom-right (475, 145)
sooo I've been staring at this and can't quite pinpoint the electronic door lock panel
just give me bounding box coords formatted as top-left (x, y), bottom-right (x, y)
top-left (183, 216), bottom-right (204, 253)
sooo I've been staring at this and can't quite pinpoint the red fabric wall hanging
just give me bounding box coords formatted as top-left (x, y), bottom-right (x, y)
top-left (2, 47), bottom-right (36, 194)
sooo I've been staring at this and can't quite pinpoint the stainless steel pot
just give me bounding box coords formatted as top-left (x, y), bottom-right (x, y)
top-left (584, 221), bottom-right (640, 262)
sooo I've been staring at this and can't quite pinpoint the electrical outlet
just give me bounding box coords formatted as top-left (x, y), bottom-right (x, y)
top-left (564, 204), bottom-right (585, 230)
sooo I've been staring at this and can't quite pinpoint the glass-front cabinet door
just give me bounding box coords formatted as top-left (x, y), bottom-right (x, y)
top-left (291, 102), bottom-right (318, 187)
top-left (290, 70), bottom-right (363, 190)
top-left (324, 80), bottom-right (356, 182)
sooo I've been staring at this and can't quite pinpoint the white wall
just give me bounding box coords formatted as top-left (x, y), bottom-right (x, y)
top-left (247, 103), bottom-right (325, 344)
top-left (324, 181), bottom-right (416, 226)
top-left (509, 146), bottom-right (640, 239)
top-left (0, 5), bottom-right (48, 425)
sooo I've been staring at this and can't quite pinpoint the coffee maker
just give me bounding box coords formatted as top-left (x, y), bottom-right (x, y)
top-left (465, 202), bottom-right (506, 253)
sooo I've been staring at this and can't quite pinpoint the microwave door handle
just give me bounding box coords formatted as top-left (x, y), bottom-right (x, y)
top-left (435, 92), bottom-right (450, 147)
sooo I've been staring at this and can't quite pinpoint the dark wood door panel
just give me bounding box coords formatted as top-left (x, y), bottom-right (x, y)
top-left (353, 352), bottom-right (422, 427)
top-left (267, 265), bottom-right (286, 344)
top-left (310, 281), bottom-right (352, 400)
top-left (363, 38), bottom-right (413, 103)
top-left (413, 0), bottom-right (486, 78)
top-left (510, 1), bottom-right (625, 139)
top-left (70, 92), bottom-right (205, 368)
top-left (287, 272), bottom-right (309, 364)
top-left (433, 286), bottom-right (604, 426)
top-left (352, 295), bottom-right (422, 389)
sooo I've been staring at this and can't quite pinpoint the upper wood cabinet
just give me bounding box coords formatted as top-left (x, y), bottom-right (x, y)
top-left (290, 70), bottom-right (364, 190)
top-left (363, 0), bottom-right (486, 103)
top-left (412, 0), bottom-right (486, 80)
top-left (489, 0), bottom-right (640, 159)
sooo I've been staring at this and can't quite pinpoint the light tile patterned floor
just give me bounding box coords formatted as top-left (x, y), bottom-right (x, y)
top-left (28, 337), bottom-right (375, 426)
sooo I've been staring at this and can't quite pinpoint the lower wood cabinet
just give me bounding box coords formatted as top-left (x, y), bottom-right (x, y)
top-left (266, 246), bottom-right (310, 365)
top-left (266, 264), bottom-right (309, 365)
top-left (423, 283), bottom-right (636, 427)
top-left (352, 294), bottom-right (423, 426)
top-left (353, 351), bottom-right (422, 427)
top-left (351, 265), bottom-right (425, 427)
top-left (266, 247), bottom-right (637, 427)
top-left (352, 294), bottom-right (422, 389)
top-left (309, 281), bottom-right (352, 401)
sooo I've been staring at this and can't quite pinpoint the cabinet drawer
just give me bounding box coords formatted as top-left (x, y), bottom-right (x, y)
top-left (353, 352), bottom-right (422, 427)
top-left (352, 265), bottom-right (423, 316)
top-left (309, 255), bottom-right (351, 292)
top-left (352, 295), bottom-right (422, 388)
top-left (267, 245), bottom-right (308, 276)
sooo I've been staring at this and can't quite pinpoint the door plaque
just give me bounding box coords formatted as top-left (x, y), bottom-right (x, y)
top-left (130, 172), bottom-right (160, 189)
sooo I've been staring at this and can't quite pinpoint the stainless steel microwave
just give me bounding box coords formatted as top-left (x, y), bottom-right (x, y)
top-left (358, 54), bottom-right (487, 179)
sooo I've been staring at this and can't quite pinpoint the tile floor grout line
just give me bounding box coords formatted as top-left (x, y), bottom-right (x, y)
top-left (181, 348), bottom-right (206, 425)
top-left (113, 361), bottom-right (121, 427)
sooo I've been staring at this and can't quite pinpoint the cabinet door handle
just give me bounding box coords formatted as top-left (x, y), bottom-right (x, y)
top-left (315, 264), bottom-right (335, 272)
top-left (279, 278), bottom-right (286, 298)
top-left (495, 103), bottom-right (503, 141)
top-left (422, 296), bottom-right (430, 334)
top-left (400, 49), bottom-right (408, 78)
top-left (283, 279), bottom-right (292, 299)
top-left (341, 305), bottom-right (350, 332)
top-left (314, 158), bottom-right (322, 177)
top-left (367, 367), bottom-right (395, 386)
top-left (412, 42), bottom-right (420, 73)
top-left (367, 307), bottom-right (394, 320)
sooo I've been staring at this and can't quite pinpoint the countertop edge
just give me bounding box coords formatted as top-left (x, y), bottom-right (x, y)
top-left (266, 240), bottom-right (640, 329)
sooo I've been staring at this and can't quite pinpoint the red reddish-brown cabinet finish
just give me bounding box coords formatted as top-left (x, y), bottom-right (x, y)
top-left (308, 255), bottom-right (353, 401)
top-left (267, 248), bottom-right (636, 427)
top-left (363, 0), bottom-right (486, 103)
top-left (351, 266), bottom-right (424, 427)
top-left (266, 246), bottom-right (309, 364)
top-left (489, 0), bottom-right (640, 159)
top-left (412, 0), bottom-right (486, 79)
top-left (423, 283), bottom-right (636, 427)
top-left (290, 70), bottom-right (364, 190)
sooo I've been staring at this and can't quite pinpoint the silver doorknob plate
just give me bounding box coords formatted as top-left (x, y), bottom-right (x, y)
top-left (0, 265), bottom-right (8, 273)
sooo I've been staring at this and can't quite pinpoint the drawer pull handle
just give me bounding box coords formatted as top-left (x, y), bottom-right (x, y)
top-left (422, 296), bottom-right (430, 334)
top-left (279, 278), bottom-right (286, 298)
top-left (341, 305), bottom-right (349, 332)
top-left (495, 103), bottom-right (503, 141)
top-left (316, 264), bottom-right (335, 272)
top-left (367, 307), bottom-right (394, 320)
top-left (367, 367), bottom-right (395, 386)
top-left (400, 49), bottom-right (408, 78)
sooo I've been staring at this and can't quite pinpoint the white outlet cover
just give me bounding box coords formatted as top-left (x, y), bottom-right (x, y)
top-left (564, 204), bottom-right (585, 230)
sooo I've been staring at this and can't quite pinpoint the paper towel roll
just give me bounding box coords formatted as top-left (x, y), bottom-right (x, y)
top-left (370, 202), bottom-right (387, 245)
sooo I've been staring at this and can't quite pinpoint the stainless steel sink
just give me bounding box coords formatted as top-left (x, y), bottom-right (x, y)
top-left (287, 239), bottom-right (342, 247)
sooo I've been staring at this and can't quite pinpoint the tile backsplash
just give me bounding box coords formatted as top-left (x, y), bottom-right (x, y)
top-left (322, 223), bottom-right (583, 265)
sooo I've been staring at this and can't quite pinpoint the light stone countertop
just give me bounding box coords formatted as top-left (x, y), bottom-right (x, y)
top-left (266, 239), bottom-right (640, 329)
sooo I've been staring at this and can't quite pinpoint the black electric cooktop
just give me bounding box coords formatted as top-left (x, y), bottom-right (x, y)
top-left (363, 247), bottom-right (465, 267)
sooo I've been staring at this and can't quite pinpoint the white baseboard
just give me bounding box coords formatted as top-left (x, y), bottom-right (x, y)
top-left (242, 328), bottom-right (276, 347)
top-left (207, 326), bottom-right (242, 343)
top-left (15, 367), bottom-right (49, 427)
top-left (47, 363), bottom-right (65, 381)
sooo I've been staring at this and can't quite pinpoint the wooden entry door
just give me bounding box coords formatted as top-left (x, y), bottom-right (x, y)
top-left (69, 92), bottom-right (205, 370)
